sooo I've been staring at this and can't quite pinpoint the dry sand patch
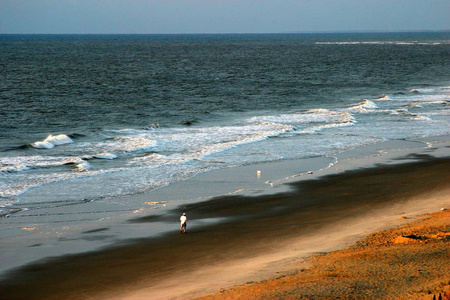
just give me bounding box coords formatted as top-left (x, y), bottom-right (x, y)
top-left (199, 211), bottom-right (450, 300)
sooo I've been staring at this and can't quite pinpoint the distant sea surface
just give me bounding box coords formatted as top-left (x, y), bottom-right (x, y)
top-left (1, 32), bottom-right (449, 217)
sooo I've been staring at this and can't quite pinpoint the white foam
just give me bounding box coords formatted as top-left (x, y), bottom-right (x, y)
top-left (247, 110), bottom-right (356, 135)
top-left (410, 88), bottom-right (443, 94)
top-left (348, 99), bottom-right (378, 112)
top-left (248, 109), bottom-right (352, 125)
top-left (3, 84), bottom-right (448, 204)
top-left (185, 122), bottom-right (295, 156)
top-left (46, 134), bottom-right (73, 145)
top-left (31, 134), bottom-right (73, 149)
top-left (106, 137), bottom-right (156, 152)
top-left (413, 115), bottom-right (432, 121)
top-left (1, 155), bottom-right (80, 169)
top-left (75, 161), bottom-right (91, 171)
top-left (31, 140), bottom-right (55, 149)
top-left (93, 153), bottom-right (117, 160)
top-left (197, 123), bottom-right (293, 157)
top-left (0, 164), bottom-right (29, 173)
top-left (129, 153), bottom-right (187, 168)
top-left (0, 154), bottom-right (101, 197)
top-left (301, 119), bottom-right (355, 134)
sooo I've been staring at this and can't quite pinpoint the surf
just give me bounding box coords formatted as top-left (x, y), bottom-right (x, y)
top-left (31, 134), bottom-right (73, 149)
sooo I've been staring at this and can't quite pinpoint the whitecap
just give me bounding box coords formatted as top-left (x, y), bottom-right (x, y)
top-left (93, 153), bottom-right (118, 160)
top-left (348, 99), bottom-right (378, 112)
top-left (31, 134), bottom-right (73, 149)
top-left (45, 134), bottom-right (73, 145)
top-left (31, 140), bottom-right (55, 149)
top-left (75, 161), bottom-right (91, 172)
top-left (362, 100), bottom-right (378, 108)
top-left (302, 108), bottom-right (331, 114)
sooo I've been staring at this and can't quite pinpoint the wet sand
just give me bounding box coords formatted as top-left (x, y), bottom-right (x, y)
top-left (0, 152), bottom-right (449, 299)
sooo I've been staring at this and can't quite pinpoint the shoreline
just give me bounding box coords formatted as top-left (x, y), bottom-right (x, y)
top-left (0, 137), bottom-right (448, 299)
top-left (120, 155), bottom-right (450, 300)
top-left (0, 136), bottom-right (427, 276)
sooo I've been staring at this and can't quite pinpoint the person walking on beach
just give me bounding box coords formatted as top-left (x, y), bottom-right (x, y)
top-left (180, 213), bottom-right (187, 233)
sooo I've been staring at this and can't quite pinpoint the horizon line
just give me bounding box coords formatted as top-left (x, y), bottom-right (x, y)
top-left (1, 29), bottom-right (449, 36)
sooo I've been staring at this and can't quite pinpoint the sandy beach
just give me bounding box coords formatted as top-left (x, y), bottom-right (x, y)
top-left (0, 138), bottom-right (449, 299)
top-left (199, 210), bottom-right (450, 300)
top-left (2, 29), bottom-right (450, 300)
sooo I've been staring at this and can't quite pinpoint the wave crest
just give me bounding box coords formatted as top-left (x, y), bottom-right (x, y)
top-left (348, 99), bottom-right (378, 112)
top-left (31, 134), bottom-right (73, 149)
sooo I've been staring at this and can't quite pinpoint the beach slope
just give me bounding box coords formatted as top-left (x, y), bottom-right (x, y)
top-left (0, 154), bottom-right (448, 300)
top-left (199, 210), bottom-right (450, 300)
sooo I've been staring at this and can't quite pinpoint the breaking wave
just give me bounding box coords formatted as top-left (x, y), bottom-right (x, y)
top-left (1, 84), bottom-right (448, 208)
top-left (31, 134), bottom-right (73, 149)
top-left (348, 99), bottom-right (378, 112)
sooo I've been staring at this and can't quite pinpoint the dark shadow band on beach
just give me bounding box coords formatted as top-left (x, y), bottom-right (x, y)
top-left (0, 156), bottom-right (449, 300)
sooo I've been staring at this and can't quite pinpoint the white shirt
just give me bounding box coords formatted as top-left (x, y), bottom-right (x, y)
top-left (180, 215), bottom-right (187, 225)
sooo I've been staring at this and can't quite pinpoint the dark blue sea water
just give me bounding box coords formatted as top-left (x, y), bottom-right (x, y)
top-left (1, 32), bottom-right (449, 216)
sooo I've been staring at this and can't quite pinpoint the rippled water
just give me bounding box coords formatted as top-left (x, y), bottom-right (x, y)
top-left (1, 32), bottom-right (449, 216)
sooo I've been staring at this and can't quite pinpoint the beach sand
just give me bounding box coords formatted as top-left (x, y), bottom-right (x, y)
top-left (199, 210), bottom-right (450, 300)
top-left (0, 140), bottom-right (449, 299)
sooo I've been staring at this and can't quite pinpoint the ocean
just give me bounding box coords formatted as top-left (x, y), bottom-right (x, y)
top-left (1, 32), bottom-right (449, 223)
